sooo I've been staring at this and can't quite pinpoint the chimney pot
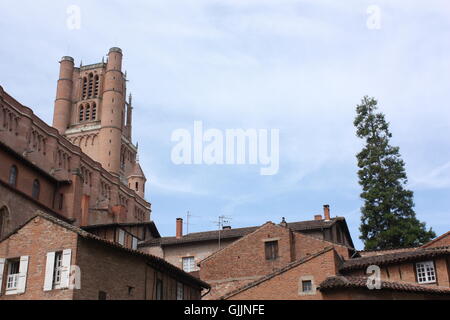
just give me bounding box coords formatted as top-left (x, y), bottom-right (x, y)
top-left (324, 205), bottom-right (331, 221)
top-left (222, 226), bottom-right (231, 230)
top-left (315, 214), bottom-right (323, 221)
top-left (176, 218), bottom-right (183, 238)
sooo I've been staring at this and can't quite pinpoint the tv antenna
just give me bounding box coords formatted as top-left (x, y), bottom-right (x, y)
top-left (214, 215), bottom-right (232, 250)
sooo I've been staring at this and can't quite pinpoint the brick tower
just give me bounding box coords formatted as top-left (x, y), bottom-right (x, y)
top-left (52, 47), bottom-right (146, 196)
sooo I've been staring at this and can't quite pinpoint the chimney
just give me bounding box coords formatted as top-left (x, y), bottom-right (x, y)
top-left (222, 226), bottom-right (231, 230)
top-left (314, 214), bottom-right (323, 221)
top-left (280, 217), bottom-right (288, 228)
top-left (323, 205), bottom-right (331, 221)
top-left (176, 218), bottom-right (183, 238)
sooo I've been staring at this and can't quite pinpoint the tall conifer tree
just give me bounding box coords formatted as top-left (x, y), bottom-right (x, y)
top-left (354, 96), bottom-right (435, 250)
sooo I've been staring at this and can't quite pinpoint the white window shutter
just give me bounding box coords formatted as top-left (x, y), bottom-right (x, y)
top-left (43, 252), bottom-right (56, 291)
top-left (0, 258), bottom-right (5, 294)
top-left (60, 249), bottom-right (72, 289)
top-left (17, 256), bottom-right (29, 294)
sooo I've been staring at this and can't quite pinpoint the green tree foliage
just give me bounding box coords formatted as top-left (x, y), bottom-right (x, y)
top-left (354, 96), bottom-right (435, 250)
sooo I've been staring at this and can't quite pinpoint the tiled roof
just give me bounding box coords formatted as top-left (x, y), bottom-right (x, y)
top-left (422, 231), bottom-right (450, 248)
top-left (140, 217), bottom-right (344, 247)
top-left (82, 221), bottom-right (161, 238)
top-left (319, 276), bottom-right (450, 295)
top-left (358, 246), bottom-right (419, 257)
top-left (340, 247), bottom-right (450, 271)
top-left (2, 211), bottom-right (209, 290)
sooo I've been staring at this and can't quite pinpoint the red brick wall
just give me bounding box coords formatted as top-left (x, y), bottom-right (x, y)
top-left (0, 216), bottom-right (78, 300)
top-left (227, 249), bottom-right (339, 300)
top-left (73, 237), bottom-right (202, 300)
top-left (200, 223), bottom-right (294, 282)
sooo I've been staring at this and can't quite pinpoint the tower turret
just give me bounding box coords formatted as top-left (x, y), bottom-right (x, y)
top-left (98, 47), bottom-right (125, 174)
top-left (53, 56), bottom-right (74, 134)
top-left (128, 158), bottom-right (147, 199)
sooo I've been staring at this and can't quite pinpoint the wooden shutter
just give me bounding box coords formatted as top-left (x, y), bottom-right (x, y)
top-left (0, 258), bottom-right (5, 294)
top-left (43, 252), bottom-right (56, 291)
top-left (17, 256), bottom-right (29, 294)
top-left (60, 249), bottom-right (72, 289)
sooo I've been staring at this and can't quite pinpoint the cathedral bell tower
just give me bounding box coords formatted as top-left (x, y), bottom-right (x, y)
top-left (52, 47), bottom-right (146, 198)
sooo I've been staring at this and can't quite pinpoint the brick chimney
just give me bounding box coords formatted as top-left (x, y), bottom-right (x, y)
top-left (176, 218), bottom-right (183, 238)
top-left (314, 214), bottom-right (323, 221)
top-left (323, 205), bottom-right (331, 221)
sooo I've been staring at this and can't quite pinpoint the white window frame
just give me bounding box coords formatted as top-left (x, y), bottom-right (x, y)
top-left (298, 275), bottom-right (316, 296)
top-left (53, 252), bottom-right (63, 289)
top-left (5, 256), bottom-right (29, 295)
top-left (182, 256), bottom-right (196, 273)
top-left (416, 261), bottom-right (436, 284)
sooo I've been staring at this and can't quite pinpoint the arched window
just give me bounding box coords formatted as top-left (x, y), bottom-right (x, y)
top-left (9, 165), bottom-right (18, 187)
top-left (85, 104), bottom-right (91, 121)
top-left (32, 179), bottom-right (40, 200)
top-left (91, 102), bottom-right (97, 120)
top-left (88, 73), bottom-right (94, 98)
top-left (94, 75), bottom-right (100, 97)
top-left (0, 206), bottom-right (9, 238)
top-left (82, 77), bottom-right (88, 99)
top-left (79, 105), bottom-right (84, 122)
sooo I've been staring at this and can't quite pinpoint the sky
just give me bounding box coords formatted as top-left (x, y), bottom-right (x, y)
top-left (1, 0), bottom-right (449, 249)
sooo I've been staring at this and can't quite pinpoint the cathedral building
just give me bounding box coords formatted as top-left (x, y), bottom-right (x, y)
top-left (0, 48), bottom-right (209, 299)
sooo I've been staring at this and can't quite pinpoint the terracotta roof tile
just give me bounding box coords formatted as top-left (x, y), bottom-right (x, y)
top-left (341, 247), bottom-right (450, 271)
top-left (319, 276), bottom-right (450, 295)
top-left (140, 218), bottom-right (343, 247)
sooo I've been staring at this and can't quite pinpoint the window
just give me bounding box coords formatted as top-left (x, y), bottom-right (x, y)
top-left (302, 280), bottom-right (312, 293)
top-left (58, 193), bottom-right (64, 210)
top-left (265, 241), bottom-right (278, 261)
top-left (82, 77), bottom-right (87, 99)
top-left (8, 165), bottom-right (18, 187)
top-left (6, 259), bottom-right (20, 291)
top-left (32, 179), bottom-right (40, 200)
top-left (135, 182), bottom-right (139, 191)
top-left (177, 282), bottom-right (184, 300)
top-left (79, 105), bottom-right (84, 122)
top-left (416, 261), bottom-right (436, 284)
top-left (156, 279), bottom-right (163, 300)
top-left (85, 105), bottom-right (91, 121)
top-left (92, 102), bottom-right (97, 120)
top-left (299, 276), bottom-right (316, 296)
top-left (98, 291), bottom-right (107, 300)
top-left (118, 229), bottom-right (125, 246)
top-left (132, 237), bottom-right (138, 250)
top-left (182, 257), bottom-right (196, 272)
top-left (52, 252), bottom-right (63, 287)
top-left (43, 250), bottom-right (71, 291)
top-left (0, 206), bottom-right (8, 238)
top-left (94, 75), bottom-right (100, 97)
